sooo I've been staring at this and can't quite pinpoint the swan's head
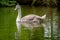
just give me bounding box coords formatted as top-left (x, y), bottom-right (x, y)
top-left (14, 3), bottom-right (20, 10)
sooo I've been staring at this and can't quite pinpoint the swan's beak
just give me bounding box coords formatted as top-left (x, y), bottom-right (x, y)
top-left (14, 5), bottom-right (17, 10)
top-left (14, 7), bottom-right (17, 10)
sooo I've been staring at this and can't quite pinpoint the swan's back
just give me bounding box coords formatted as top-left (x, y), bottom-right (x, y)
top-left (21, 14), bottom-right (40, 20)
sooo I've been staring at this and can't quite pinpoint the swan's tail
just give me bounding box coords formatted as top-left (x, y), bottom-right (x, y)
top-left (40, 14), bottom-right (46, 19)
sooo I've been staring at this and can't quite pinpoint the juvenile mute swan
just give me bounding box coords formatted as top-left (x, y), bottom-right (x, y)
top-left (14, 3), bottom-right (46, 40)
top-left (15, 3), bottom-right (46, 32)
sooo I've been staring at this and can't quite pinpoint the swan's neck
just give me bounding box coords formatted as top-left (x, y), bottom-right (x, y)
top-left (17, 8), bottom-right (21, 19)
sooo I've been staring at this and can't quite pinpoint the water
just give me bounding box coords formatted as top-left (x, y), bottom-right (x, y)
top-left (21, 6), bottom-right (60, 40)
top-left (44, 7), bottom-right (58, 40)
top-left (0, 6), bottom-right (60, 40)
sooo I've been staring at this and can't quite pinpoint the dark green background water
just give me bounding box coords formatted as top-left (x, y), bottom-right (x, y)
top-left (0, 6), bottom-right (60, 40)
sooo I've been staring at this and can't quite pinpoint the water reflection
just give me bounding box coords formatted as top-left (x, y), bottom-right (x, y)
top-left (44, 18), bottom-right (51, 37)
top-left (44, 7), bottom-right (58, 40)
